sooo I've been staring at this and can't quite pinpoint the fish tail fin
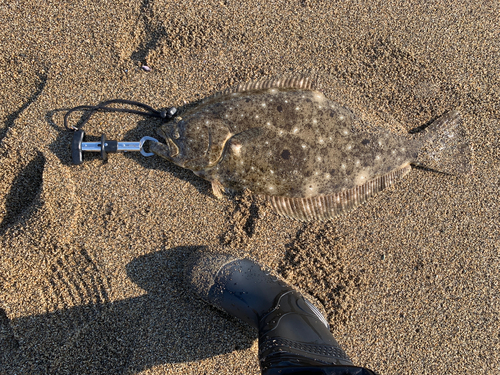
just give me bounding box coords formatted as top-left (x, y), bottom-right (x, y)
top-left (414, 110), bottom-right (472, 175)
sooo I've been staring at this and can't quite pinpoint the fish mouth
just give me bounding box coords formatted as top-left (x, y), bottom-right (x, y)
top-left (165, 137), bottom-right (180, 157)
top-left (150, 135), bottom-right (180, 160)
top-left (155, 125), bottom-right (180, 158)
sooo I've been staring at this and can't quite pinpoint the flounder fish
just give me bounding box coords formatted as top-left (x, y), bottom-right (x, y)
top-left (150, 75), bottom-right (470, 221)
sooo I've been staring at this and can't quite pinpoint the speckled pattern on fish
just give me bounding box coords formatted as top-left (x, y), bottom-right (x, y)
top-left (151, 76), bottom-right (470, 221)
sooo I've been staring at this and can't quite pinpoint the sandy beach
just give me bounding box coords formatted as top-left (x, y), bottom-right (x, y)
top-left (1, 1), bottom-right (499, 373)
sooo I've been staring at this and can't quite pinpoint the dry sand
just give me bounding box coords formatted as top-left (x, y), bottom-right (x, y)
top-left (1, 1), bottom-right (499, 374)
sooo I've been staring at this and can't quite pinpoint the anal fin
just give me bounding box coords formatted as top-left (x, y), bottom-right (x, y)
top-left (264, 165), bottom-right (411, 221)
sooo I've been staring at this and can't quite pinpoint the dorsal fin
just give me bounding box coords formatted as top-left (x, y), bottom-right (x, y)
top-left (222, 74), bottom-right (320, 94)
top-left (201, 74), bottom-right (321, 105)
top-left (264, 165), bottom-right (411, 221)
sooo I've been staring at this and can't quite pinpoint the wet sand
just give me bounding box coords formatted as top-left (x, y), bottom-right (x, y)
top-left (1, 1), bottom-right (499, 374)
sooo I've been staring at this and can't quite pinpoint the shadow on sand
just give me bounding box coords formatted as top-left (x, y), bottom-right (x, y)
top-left (1, 246), bottom-right (254, 374)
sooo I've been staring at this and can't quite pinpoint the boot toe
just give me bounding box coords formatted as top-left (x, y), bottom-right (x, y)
top-left (184, 249), bottom-right (239, 303)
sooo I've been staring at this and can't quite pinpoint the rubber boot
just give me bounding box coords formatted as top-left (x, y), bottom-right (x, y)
top-left (186, 252), bottom-right (378, 375)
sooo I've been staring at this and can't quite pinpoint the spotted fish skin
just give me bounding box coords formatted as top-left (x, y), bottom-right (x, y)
top-left (206, 89), bottom-right (420, 198)
top-left (151, 76), bottom-right (470, 221)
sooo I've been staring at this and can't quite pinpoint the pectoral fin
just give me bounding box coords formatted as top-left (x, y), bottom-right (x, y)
top-left (211, 180), bottom-right (225, 199)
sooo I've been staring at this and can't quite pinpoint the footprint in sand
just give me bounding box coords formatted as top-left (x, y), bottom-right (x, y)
top-left (279, 223), bottom-right (366, 326)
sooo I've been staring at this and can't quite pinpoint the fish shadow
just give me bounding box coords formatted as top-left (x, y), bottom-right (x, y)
top-left (2, 246), bottom-right (254, 374)
top-left (126, 117), bottom-right (215, 197)
top-left (45, 108), bottom-right (214, 197)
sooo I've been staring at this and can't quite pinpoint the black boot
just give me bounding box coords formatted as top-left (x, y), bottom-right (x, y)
top-left (186, 251), bottom-right (378, 375)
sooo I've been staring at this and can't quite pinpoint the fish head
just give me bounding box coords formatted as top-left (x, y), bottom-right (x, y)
top-left (154, 113), bottom-right (232, 172)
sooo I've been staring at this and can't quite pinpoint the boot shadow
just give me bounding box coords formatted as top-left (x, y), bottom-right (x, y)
top-left (3, 246), bottom-right (253, 374)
